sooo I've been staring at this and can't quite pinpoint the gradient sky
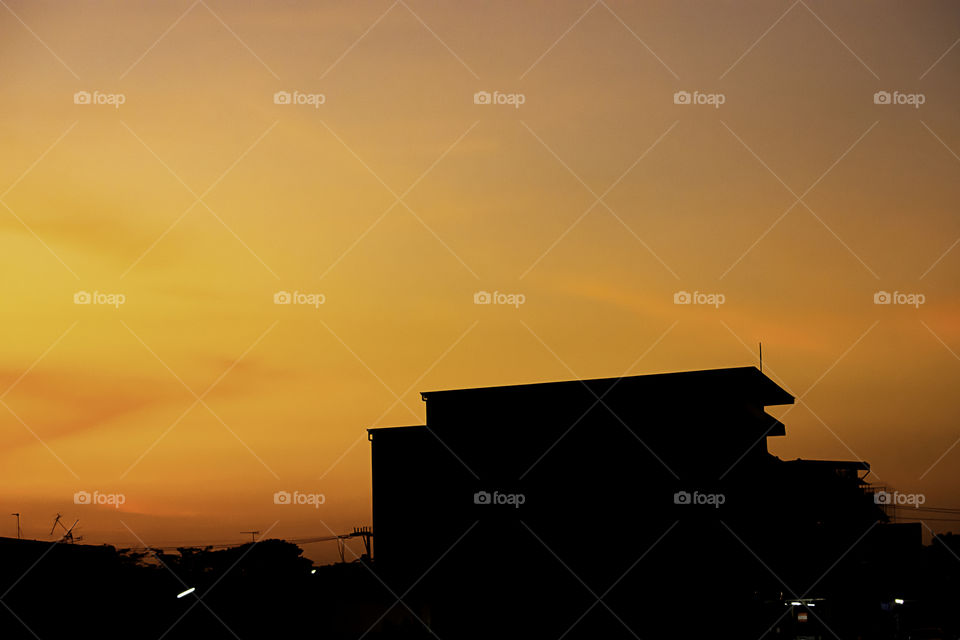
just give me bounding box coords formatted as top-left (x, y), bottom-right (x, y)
top-left (1, 0), bottom-right (959, 563)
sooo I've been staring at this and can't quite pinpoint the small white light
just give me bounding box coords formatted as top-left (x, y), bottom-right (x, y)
top-left (176, 587), bottom-right (196, 599)
top-left (807, 603), bottom-right (815, 607)
top-left (790, 601), bottom-right (802, 606)
top-left (310, 569), bottom-right (316, 574)
top-left (894, 598), bottom-right (904, 605)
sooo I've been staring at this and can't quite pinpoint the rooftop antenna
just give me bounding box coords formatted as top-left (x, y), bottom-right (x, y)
top-left (759, 342), bottom-right (763, 373)
top-left (241, 530), bottom-right (259, 543)
top-left (62, 519), bottom-right (81, 544)
top-left (353, 526), bottom-right (373, 558)
top-left (50, 514), bottom-right (80, 543)
top-left (11, 513), bottom-right (20, 539)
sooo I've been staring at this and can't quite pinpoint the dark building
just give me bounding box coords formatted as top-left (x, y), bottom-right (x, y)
top-left (368, 367), bottom-right (911, 638)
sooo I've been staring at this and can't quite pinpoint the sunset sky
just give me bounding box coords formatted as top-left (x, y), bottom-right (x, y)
top-left (1, 0), bottom-right (958, 563)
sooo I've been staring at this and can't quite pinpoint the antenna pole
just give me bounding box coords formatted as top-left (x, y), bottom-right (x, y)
top-left (759, 342), bottom-right (763, 372)
top-left (11, 513), bottom-right (20, 539)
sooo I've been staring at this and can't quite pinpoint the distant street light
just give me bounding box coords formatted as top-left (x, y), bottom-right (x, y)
top-left (176, 587), bottom-right (196, 599)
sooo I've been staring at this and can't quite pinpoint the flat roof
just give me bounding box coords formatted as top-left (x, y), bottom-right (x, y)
top-left (420, 366), bottom-right (794, 407)
top-left (367, 424), bottom-right (425, 435)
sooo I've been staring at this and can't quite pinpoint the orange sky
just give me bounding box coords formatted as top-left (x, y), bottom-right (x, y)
top-left (1, 0), bottom-right (958, 563)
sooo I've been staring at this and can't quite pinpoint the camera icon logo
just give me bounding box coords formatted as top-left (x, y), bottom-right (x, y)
top-left (73, 91), bottom-right (91, 105)
top-left (274, 291), bottom-right (292, 304)
top-left (673, 291), bottom-right (692, 304)
top-left (274, 91), bottom-right (291, 105)
top-left (673, 91), bottom-right (691, 105)
top-left (74, 490), bottom-right (92, 504)
top-left (474, 491), bottom-right (491, 505)
top-left (873, 291), bottom-right (891, 304)
top-left (74, 291), bottom-right (92, 304)
top-left (673, 491), bottom-right (691, 505)
top-left (273, 490), bottom-right (292, 505)
top-left (873, 91), bottom-right (891, 105)
top-left (474, 291), bottom-right (492, 304)
top-left (874, 491), bottom-right (891, 504)
top-left (473, 91), bottom-right (491, 105)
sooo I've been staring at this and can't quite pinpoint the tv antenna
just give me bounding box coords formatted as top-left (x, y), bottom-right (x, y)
top-left (353, 526), bottom-right (373, 558)
top-left (759, 341), bottom-right (763, 372)
top-left (241, 530), bottom-right (259, 543)
top-left (11, 513), bottom-right (20, 539)
top-left (50, 513), bottom-right (81, 544)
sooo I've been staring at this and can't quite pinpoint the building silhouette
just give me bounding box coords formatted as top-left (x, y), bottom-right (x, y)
top-left (368, 366), bottom-right (914, 637)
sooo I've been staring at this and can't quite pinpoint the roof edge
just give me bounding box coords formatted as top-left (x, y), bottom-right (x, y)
top-left (420, 366), bottom-right (793, 406)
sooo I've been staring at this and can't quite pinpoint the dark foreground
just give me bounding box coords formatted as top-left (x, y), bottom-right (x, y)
top-left (1, 534), bottom-right (960, 639)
